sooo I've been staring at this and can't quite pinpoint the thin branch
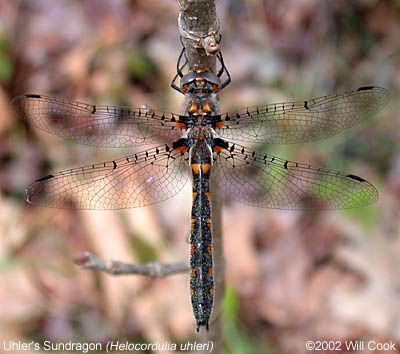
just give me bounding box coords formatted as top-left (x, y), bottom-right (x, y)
top-left (177, 0), bottom-right (220, 67)
top-left (74, 252), bottom-right (188, 278)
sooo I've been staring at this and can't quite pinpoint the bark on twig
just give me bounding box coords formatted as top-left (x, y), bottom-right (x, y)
top-left (177, 0), bottom-right (220, 69)
top-left (74, 252), bottom-right (188, 278)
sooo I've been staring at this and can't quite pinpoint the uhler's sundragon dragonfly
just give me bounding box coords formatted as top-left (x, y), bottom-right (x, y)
top-left (12, 63), bottom-right (389, 330)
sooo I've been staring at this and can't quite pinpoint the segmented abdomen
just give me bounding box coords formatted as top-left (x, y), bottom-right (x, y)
top-left (189, 161), bottom-right (214, 331)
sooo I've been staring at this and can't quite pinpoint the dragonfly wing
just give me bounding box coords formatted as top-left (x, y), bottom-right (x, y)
top-left (216, 86), bottom-right (390, 144)
top-left (11, 94), bottom-right (184, 147)
top-left (214, 143), bottom-right (378, 210)
top-left (25, 144), bottom-right (189, 209)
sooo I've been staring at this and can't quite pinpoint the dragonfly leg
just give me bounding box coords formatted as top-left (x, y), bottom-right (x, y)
top-left (171, 38), bottom-right (189, 94)
top-left (217, 50), bottom-right (231, 89)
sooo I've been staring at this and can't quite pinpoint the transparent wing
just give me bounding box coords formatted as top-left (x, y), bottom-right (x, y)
top-left (215, 143), bottom-right (378, 210)
top-left (216, 86), bottom-right (390, 144)
top-left (11, 94), bottom-right (185, 147)
top-left (25, 144), bottom-right (189, 209)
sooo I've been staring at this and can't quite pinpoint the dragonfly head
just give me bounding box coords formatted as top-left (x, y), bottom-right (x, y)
top-left (180, 68), bottom-right (221, 94)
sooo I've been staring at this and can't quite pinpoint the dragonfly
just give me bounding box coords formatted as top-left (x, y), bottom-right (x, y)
top-left (11, 47), bottom-right (390, 331)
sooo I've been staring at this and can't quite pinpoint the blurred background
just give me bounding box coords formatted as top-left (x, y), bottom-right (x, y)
top-left (0, 0), bottom-right (399, 353)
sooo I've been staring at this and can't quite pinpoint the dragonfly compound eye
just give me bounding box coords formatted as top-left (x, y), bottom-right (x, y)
top-left (180, 72), bottom-right (198, 91)
top-left (202, 72), bottom-right (221, 91)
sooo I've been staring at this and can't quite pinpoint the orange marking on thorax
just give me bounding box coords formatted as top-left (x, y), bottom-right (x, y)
top-left (189, 101), bottom-right (198, 114)
top-left (207, 243), bottom-right (212, 255)
top-left (190, 244), bottom-right (195, 255)
top-left (202, 101), bottom-right (212, 113)
top-left (176, 146), bottom-right (188, 153)
top-left (174, 122), bottom-right (186, 129)
top-left (208, 267), bottom-right (213, 276)
top-left (190, 289), bottom-right (195, 296)
top-left (210, 288), bottom-right (214, 295)
top-left (190, 268), bottom-right (196, 277)
top-left (205, 192), bottom-right (210, 201)
top-left (192, 192), bottom-right (198, 199)
top-left (215, 121), bottom-right (224, 128)
top-left (213, 146), bottom-right (226, 153)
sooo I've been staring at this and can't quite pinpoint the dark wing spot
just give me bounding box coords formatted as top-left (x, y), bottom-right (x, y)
top-left (304, 100), bottom-right (309, 109)
top-left (213, 138), bottom-right (229, 150)
top-left (112, 161), bottom-right (117, 170)
top-left (284, 161), bottom-right (288, 170)
top-left (347, 174), bottom-right (366, 182)
top-left (358, 86), bottom-right (375, 91)
top-left (25, 94), bottom-right (41, 98)
top-left (35, 174), bottom-right (54, 182)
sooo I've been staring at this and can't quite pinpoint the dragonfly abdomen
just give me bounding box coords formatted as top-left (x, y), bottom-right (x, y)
top-left (190, 159), bottom-right (214, 331)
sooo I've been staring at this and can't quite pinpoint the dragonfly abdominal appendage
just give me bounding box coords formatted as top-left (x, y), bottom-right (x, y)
top-left (12, 60), bottom-right (389, 331)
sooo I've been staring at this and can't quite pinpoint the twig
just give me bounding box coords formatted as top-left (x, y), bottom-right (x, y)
top-left (177, 0), bottom-right (220, 68)
top-left (74, 252), bottom-right (188, 278)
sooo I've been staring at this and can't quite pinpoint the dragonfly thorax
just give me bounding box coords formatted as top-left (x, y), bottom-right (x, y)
top-left (187, 99), bottom-right (214, 117)
top-left (178, 125), bottom-right (216, 165)
top-left (186, 126), bottom-right (215, 145)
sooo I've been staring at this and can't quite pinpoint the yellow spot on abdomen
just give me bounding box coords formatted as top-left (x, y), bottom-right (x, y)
top-left (191, 164), bottom-right (200, 174)
top-left (201, 163), bottom-right (211, 174)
